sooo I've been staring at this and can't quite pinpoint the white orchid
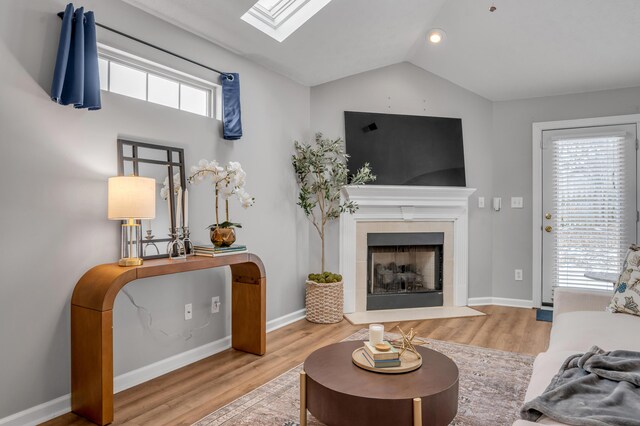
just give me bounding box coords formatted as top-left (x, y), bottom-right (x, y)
top-left (237, 187), bottom-right (255, 209)
top-left (189, 159), bottom-right (226, 184)
top-left (188, 159), bottom-right (255, 228)
top-left (160, 173), bottom-right (181, 200)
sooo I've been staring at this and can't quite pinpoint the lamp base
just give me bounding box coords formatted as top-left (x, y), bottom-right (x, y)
top-left (118, 257), bottom-right (144, 267)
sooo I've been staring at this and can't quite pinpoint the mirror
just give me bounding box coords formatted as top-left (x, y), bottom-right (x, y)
top-left (117, 139), bottom-right (186, 259)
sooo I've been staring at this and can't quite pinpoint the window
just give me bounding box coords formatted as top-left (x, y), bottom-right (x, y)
top-left (97, 44), bottom-right (219, 119)
top-left (551, 133), bottom-right (636, 290)
top-left (241, 0), bottom-right (333, 42)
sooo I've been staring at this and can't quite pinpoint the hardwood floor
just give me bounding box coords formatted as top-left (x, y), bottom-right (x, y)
top-left (43, 305), bottom-right (551, 426)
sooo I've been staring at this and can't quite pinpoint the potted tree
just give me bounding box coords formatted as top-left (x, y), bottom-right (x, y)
top-left (292, 133), bottom-right (375, 323)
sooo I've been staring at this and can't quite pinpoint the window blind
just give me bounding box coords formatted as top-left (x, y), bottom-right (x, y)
top-left (552, 135), bottom-right (630, 291)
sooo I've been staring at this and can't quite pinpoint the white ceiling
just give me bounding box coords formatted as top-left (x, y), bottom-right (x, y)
top-left (123, 0), bottom-right (640, 101)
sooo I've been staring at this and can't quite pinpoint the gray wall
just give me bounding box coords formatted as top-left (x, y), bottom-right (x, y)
top-left (310, 62), bottom-right (495, 299)
top-left (310, 62), bottom-right (640, 303)
top-left (0, 0), bottom-right (310, 418)
top-left (491, 87), bottom-right (640, 301)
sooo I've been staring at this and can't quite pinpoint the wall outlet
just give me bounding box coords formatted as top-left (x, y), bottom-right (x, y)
top-left (515, 269), bottom-right (523, 281)
top-left (185, 303), bottom-right (193, 320)
top-left (211, 296), bottom-right (220, 313)
top-left (478, 196), bottom-right (485, 208)
top-left (511, 197), bottom-right (524, 208)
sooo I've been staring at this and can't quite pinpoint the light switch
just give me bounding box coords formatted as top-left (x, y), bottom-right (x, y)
top-left (493, 197), bottom-right (502, 211)
top-left (511, 197), bottom-right (524, 209)
top-left (478, 197), bottom-right (485, 208)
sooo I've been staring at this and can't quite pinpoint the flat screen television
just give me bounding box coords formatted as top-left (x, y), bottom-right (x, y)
top-left (344, 111), bottom-right (466, 186)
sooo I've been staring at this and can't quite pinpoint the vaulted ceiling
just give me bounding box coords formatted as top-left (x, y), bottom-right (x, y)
top-left (123, 0), bottom-right (640, 101)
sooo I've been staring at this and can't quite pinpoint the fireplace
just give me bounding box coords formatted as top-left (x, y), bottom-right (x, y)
top-left (367, 232), bottom-right (444, 310)
top-left (339, 185), bottom-right (475, 313)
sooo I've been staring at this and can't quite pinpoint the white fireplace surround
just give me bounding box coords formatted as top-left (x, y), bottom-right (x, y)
top-left (339, 185), bottom-right (476, 313)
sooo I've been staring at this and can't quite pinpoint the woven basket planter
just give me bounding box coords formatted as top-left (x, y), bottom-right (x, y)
top-left (305, 280), bottom-right (344, 324)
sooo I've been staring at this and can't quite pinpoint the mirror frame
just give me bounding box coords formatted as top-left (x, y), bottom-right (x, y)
top-left (117, 138), bottom-right (186, 260)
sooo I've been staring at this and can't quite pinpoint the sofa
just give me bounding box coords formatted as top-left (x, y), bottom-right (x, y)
top-left (514, 287), bottom-right (640, 425)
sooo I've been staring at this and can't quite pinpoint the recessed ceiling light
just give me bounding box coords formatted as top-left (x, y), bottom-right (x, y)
top-left (427, 29), bottom-right (446, 44)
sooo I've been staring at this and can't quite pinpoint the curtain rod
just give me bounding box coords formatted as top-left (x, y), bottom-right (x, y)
top-left (57, 11), bottom-right (229, 78)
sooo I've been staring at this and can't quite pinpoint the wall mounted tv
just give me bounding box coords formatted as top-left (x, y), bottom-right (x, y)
top-left (345, 111), bottom-right (466, 187)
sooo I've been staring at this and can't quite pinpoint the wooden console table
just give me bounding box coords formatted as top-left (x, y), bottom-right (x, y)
top-left (71, 254), bottom-right (266, 425)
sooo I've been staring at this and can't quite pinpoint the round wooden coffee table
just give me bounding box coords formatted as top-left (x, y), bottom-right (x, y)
top-left (301, 341), bottom-right (458, 426)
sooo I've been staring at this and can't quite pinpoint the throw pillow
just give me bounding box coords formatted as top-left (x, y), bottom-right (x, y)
top-left (608, 245), bottom-right (640, 316)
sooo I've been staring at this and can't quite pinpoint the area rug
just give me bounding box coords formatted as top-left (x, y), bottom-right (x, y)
top-left (193, 329), bottom-right (534, 426)
top-left (344, 306), bottom-right (485, 325)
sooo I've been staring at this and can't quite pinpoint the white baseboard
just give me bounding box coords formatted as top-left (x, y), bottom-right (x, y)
top-left (0, 308), bottom-right (307, 426)
top-left (266, 308), bottom-right (306, 332)
top-left (467, 297), bottom-right (493, 306)
top-left (0, 394), bottom-right (70, 426)
top-left (468, 297), bottom-right (534, 309)
top-left (113, 335), bottom-right (232, 393)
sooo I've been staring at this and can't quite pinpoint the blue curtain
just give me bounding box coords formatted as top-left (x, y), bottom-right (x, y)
top-left (221, 73), bottom-right (242, 140)
top-left (51, 3), bottom-right (101, 110)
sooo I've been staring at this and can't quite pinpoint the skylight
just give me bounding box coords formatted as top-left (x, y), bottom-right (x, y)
top-left (241, 0), bottom-right (333, 42)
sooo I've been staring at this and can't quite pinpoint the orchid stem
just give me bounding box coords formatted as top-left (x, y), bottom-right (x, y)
top-left (215, 188), bottom-right (219, 227)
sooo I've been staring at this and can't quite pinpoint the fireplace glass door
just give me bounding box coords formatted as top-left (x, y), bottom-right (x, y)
top-left (367, 232), bottom-right (444, 310)
top-left (370, 246), bottom-right (441, 293)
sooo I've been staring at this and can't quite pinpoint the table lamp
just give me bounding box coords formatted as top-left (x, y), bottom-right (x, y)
top-left (108, 176), bottom-right (156, 266)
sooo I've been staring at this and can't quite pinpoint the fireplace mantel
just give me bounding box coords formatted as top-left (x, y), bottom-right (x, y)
top-left (339, 185), bottom-right (476, 313)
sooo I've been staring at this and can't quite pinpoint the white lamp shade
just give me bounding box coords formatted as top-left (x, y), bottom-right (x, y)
top-left (108, 176), bottom-right (156, 220)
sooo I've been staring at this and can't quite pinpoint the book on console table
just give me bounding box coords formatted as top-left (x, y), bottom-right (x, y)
top-left (193, 244), bottom-right (247, 257)
top-left (361, 350), bottom-right (401, 368)
top-left (364, 341), bottom-right (399, 361)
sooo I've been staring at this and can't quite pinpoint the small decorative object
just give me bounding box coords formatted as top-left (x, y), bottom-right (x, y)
top-left (108, 176), bottom-right (156, 266)
top-left (375, 343), bottom-right (391, 352)
top-left (389, 326), bottom-right (426, 360)
top-left (182, 226), bottom-right (193, 255)
top-left (167, 228), bottom-right (186, 260)
top-left (189, 160), bottom-right (255, 247)
top-left (369, 324), bottom-right (384, 345)
top-left (143, 223), bottom-right (160, 256)
top-left (293, 133), bottom-right (375, 323)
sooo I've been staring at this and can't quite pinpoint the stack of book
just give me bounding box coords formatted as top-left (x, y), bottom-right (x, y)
top-left (362, 341), bottom-right (401, 368)
top-left (193, 244), bottom-right (247, 257)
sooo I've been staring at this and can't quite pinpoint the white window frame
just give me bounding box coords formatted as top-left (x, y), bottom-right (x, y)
top-left (532, 114), bottom-right (640, 308)
top-left (241, 0), bottom-right (333, 42)
top-left (98, 43), bottom-right (221, 120)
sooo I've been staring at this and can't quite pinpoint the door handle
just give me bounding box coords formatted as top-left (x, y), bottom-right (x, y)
top-left (545, 213), bottom-right (552, 220)
top-left (545, 226), bottom-right (553, 233)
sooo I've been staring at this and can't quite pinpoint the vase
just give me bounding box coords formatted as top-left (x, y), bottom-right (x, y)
top-left (210, 226), bottom-right (236, 247)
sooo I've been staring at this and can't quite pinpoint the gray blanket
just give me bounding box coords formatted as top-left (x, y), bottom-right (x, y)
top-left (520, 346), bottom-right (640, 425)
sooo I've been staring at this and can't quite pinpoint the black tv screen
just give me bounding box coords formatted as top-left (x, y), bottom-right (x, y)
top-left (345, 111), bottom-right (466, 186)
